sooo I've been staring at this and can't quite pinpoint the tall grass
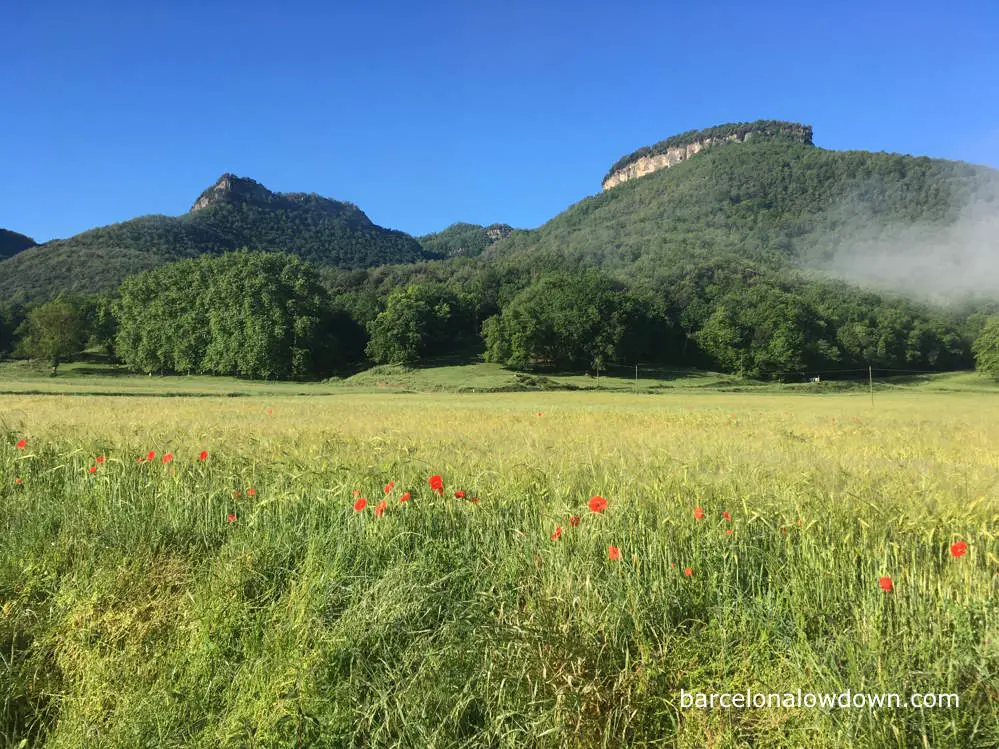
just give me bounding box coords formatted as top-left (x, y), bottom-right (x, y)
top-left (1, 392), bottom-right (997, 747)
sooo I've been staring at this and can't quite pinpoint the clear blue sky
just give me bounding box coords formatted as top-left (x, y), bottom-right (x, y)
top-left (3, 0), bottom-right (998, 243)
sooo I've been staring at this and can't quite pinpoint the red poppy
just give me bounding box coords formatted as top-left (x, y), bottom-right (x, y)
top-left (684, 567), bottom-right (693, 577)
top-left (162, 453), bottom-right (173, 464)
top-left (15, 439), bottom-right (26, 450)
top-left (96, 455), bottom-right (106, 464)
top-left (233, 490), bottom-right (241, 498)
top-left (15, 477), bottom-right (22, 485)
top-left (227, 512), bottom-right (237, 523)
top-left (354, 497), bottom-right (367, 512)
top-left (454, 490), bottom-right (465, 499)
top-left (88, 465), bottom-right (97, 474)
top-left (608, 545), bottom-right (621, 560)
top-left (588, 496), bottom-right (607, 513)
top-left (147, 451), bottom-right (156, 461)
top-left (429, 475), bottom-right (444, 495)
top-left (725, 528), bottom-right (733, 536)
top-left (375, 500), bottom-right (387, 517)
top-left (569, 515), bottom-right (580, 527)
top-left (538, 412), bottom-right (542, 416)
top-left (399, 491), bottom-right (411, 502)
top-left (384, 481), bottom-right (394, 494)
top-left (693, 507), bottom-right (704, 520)
top-left (268, 408), bottom-right (273, 415)
top-left (247, 488), bottom-right (256, 497)
top-left (471, 497), bottom-right (479, 504)
top-left (199, 450), bottom-right (208, 461)
top-left (722, 511), bottom-right (731, 522)
top-left (950, 541), bottom-right (967, 558)
top-left (551, 526), bottom-right (563, 541)
top-left (879, 576), bottom-right (893, 592)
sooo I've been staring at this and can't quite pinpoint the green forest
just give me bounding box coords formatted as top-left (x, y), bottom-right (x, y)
top-left (3, 128), bottom-right (999, 381)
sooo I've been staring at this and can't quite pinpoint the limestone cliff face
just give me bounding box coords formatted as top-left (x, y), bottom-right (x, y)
top-left (602, 137), bottom-right (735, 190)
top-left (602, 121), bottom-right (813, 191)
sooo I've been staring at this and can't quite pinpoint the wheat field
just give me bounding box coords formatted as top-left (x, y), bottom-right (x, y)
top-left (2, 390), bottom-right (997, 747)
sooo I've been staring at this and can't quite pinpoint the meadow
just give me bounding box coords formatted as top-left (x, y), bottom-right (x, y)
top-left (1, 374), bottom-right (997, 747)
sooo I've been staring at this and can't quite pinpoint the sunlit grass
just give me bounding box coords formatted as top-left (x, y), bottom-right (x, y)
top-left (2, 390), bottom-right (997, 747)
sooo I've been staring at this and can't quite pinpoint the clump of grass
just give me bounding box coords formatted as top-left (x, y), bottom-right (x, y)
top-left (1, 391), bottom-right (997, 747)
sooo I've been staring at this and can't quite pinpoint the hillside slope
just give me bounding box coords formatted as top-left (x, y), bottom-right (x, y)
top-left (418, 222), bottom-right (514, 257)
top-left (0, 229), bottom-right (36, 260)
top-left (0, 174), bottom-right (431, 301)
top-left (487, 137), bottom-right (999, 294)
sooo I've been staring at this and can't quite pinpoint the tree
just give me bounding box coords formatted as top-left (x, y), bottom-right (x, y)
top-left (973, 316), bottom-right (999, 379)
top-left (14, 297), bottom-right (88, 375)
top-left (364, 284), bottom-right (471, 365)
top-left (482, 270), bottom-right (641, 371)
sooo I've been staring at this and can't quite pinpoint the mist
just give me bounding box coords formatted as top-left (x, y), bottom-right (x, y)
top-left (809, 190), bottom-right (999, 302)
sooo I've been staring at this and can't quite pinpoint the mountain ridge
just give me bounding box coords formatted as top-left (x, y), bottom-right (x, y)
top-left (0, 174), bottom-right (431, 301)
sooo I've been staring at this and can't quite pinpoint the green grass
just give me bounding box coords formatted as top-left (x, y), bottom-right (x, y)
top-left (1, 385), bottom-right (998, 747)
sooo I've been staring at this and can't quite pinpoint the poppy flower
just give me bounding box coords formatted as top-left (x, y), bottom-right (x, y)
top-left (569, 515), bottom-right (580, 527)
top-left (454, 490), bottom-right (465, 499)
top-left (608, 545), bottom-right (621, 560)
top-left (199, 450), bottom-right (208, 461)
top-left (227, 512), bottom-right (237, 523)
top-left (879, 576), bottom-right (893, 592)
top-left (538, 412), bottom-right (542, 416)
top-left (384, 481), bottom-right (394, 494)
top-left (722, 511), bottom-right (731, 522)
top-left (247, 488), bottom-right (256, 497)
top-left (551, 526), bottom-right (563, 541)
top-left (375, 500), bottom-right (387, 517)
top-left (233, 490), bottom-right (242, 498)
top-left (162, 453), bottom-right (173, 464)
top-left (429, 475), bottom-right (444, 495)
top-left (950, 541), bottom-right (967, 558)
top-left (147, 451), bottom-right (156, 461)
top-left (470, 497), bottom-right (479, 504)
top-left (96, 455), bottom-right (106, 464)
top-left (588, 496), bottom-right (607, 513)
top-left (693, 507), bottom-right (704, 520)
top-left (354, 497), bottom-right (367, 512)
top-left (15, 439), bottom-right (26, 450)
top-left (399, 491), bottom-right (411, 502)
top-left (15, 477), bottom-right (22, 485)
top-left (684, 567), bottom-right (693, 577)
top-left (268, 408), bottom-right (273, 415)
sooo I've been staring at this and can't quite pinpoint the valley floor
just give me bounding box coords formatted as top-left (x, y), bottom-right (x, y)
top-left (1, 381), bottom-right (997, 746)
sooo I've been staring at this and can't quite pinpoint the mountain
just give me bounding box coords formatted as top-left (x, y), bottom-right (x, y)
top-left (0, 229), bottom-right (36, 260)
top-left (0, 174), bottom-right (432, 302)
top-left (487, 123), bottom-right (999, 297)
top-left (418, 222), bottom-right (514, 257)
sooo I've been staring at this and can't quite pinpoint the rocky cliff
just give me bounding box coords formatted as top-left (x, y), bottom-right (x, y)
top-left (602, 120), bottom-right (813, 190)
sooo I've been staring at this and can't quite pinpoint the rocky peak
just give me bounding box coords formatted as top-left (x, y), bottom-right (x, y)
top-left (484, 223), bottom-right (514, 242)
top-left (190, 173), bottom-right (276, 212)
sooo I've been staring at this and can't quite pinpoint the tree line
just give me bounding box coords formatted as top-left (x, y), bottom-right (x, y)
top-left (4, 249), bottom-right (999, 381)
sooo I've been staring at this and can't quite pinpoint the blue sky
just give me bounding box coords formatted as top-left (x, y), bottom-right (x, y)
top-left (3, 0), bottom-right (998, 243)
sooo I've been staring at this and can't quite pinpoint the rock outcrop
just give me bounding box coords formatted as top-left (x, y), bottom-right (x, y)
top-left (602, 121), bottom-right (813, 190)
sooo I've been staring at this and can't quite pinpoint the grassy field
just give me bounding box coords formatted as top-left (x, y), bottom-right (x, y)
top-left (1, 375), bottom-right (998, 746)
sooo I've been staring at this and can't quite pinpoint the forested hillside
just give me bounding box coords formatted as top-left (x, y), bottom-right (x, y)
top-left (0, 229), bottom-right (36, 260)
top-left (418, 223), bottom-right (514, 257)
top-left (0, 175), bottom-right (431, 301)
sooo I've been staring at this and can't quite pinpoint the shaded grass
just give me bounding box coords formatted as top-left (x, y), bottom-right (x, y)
top-left (1, 391), bottom-right (997, 747)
